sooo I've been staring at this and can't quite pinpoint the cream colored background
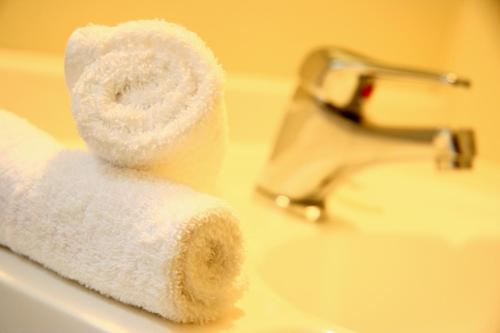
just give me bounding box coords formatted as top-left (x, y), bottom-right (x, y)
top-left (0, 0), bottom-right (499, 161)
top-left (446, 0), bottom-right (500, 164)
top-left (0, 0), bottom-right (461, 76)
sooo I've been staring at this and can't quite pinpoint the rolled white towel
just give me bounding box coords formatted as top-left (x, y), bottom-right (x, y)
top-left (0, 110), bottom-right (243, 323)
top-left (64, 20), bottom-right (226, 192)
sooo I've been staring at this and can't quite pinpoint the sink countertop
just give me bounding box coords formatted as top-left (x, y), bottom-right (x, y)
top-left (2, 142), bottom-right (500, 333)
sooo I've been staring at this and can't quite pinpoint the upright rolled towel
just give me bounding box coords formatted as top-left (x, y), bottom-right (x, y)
top-left (64, 20), bottom-right (226, 191)
top-left (0, 110), bottom-right (242, 323)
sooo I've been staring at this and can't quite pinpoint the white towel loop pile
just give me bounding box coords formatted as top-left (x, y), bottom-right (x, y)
top-left (0, 19), bottom-right (242, 324)
top-left (65, 20), bottom-right (227, 191)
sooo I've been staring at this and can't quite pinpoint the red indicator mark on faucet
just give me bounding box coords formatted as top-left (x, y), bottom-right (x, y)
top-left (361, 83), bottom-right (374, 98)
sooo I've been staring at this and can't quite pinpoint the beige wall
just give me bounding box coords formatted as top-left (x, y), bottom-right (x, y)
top-left (446, 0), bottom-right (500, 162)
top-left (0, 0), bottom-right (460, 77)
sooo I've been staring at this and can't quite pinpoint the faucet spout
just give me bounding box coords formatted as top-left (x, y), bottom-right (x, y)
top-left (257, 79), bottom-right (475, 221)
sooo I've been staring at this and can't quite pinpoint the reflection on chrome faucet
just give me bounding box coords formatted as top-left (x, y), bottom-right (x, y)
top-left (256, 47), bottom-right (475, 221)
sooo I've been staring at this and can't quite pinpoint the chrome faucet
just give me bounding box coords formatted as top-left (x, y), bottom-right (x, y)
top-left (256, 47), bottom-right (475, 221)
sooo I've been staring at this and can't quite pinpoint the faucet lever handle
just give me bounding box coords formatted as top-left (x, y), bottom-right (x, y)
top-left (299, 47), bottom-right (471, 111)
top-left (367, 65), bottom-right (471, 88)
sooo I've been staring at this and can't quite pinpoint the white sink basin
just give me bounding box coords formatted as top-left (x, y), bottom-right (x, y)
top-left (261, 161), bottom-right (500, 333)
top-left (1, 49), bottom-right (500, 333)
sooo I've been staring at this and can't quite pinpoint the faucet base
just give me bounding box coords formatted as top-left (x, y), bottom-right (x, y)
top-left (256, 186), bottom-right (326, 222)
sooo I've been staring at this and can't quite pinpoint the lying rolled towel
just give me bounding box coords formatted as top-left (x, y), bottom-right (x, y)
top-left (0, 110), bottom-right (242, 323)
top-left (64, 20), bottom-right (226, 192)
